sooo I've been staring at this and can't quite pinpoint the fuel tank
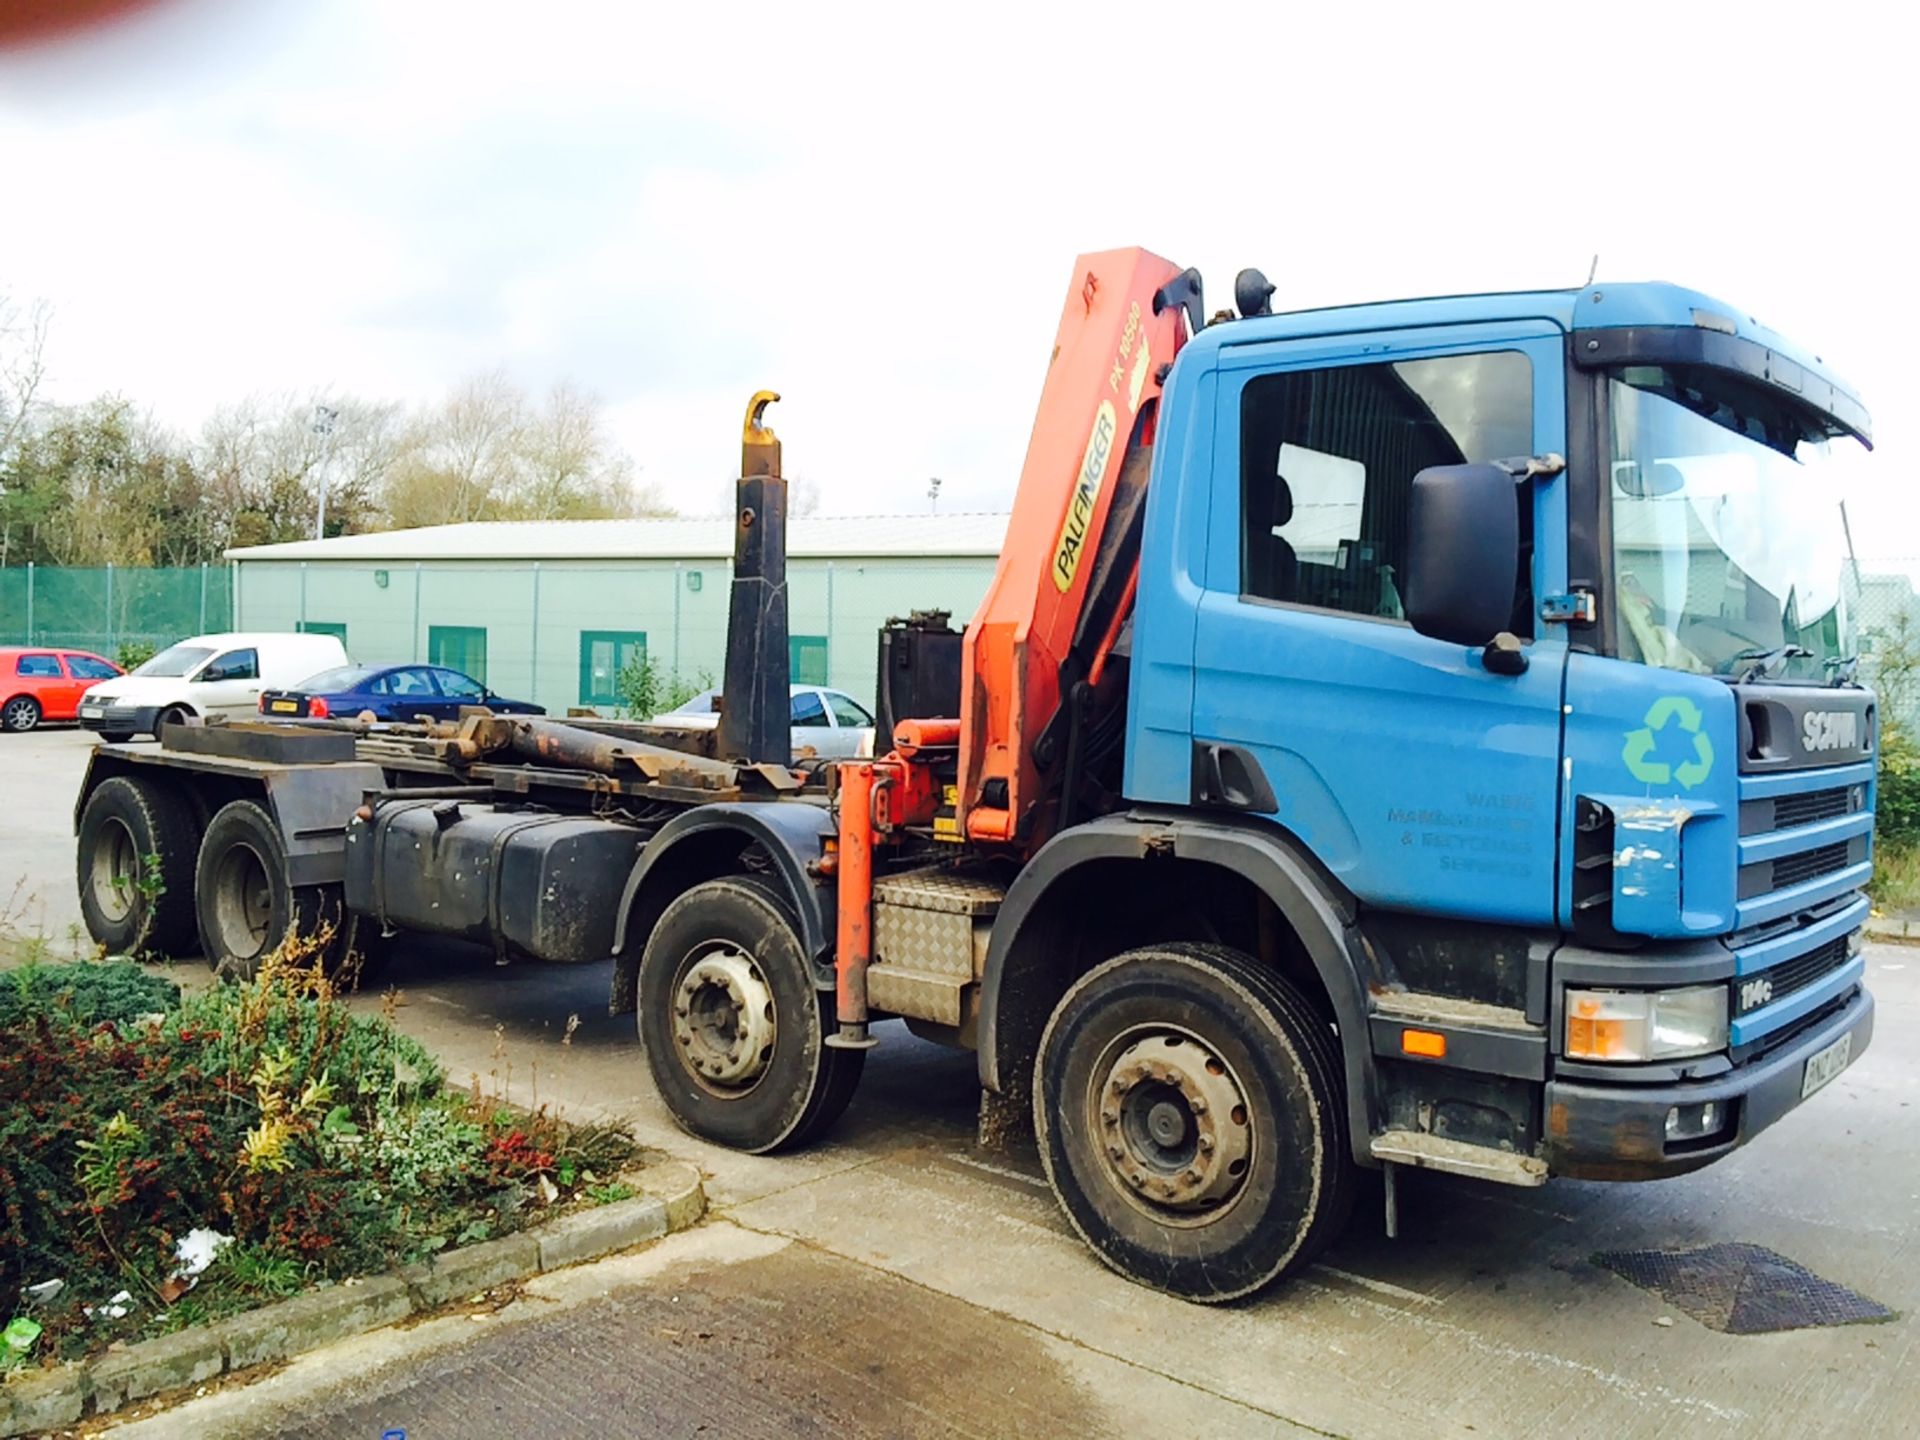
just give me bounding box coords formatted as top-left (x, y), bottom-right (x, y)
top-left (344, 799), bottom-right (644, 962)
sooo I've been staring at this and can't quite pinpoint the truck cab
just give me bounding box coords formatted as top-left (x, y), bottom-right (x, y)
top-left (1118, 281), bottom-right (1872, 1181)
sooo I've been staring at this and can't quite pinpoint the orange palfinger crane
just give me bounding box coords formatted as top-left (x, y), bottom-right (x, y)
top-left (831, 248), bottom-right (1201, 1046)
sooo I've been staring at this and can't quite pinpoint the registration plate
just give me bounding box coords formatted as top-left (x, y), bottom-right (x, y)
top-left (1801, 1032), bottom-right (1852, 1099)
top-left (271, 700), bottom-right (298, 714)
top-left (81, 706), bottom-right (102, 720)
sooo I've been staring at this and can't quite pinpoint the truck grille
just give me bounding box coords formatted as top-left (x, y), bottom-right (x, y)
top-left (1772, 842), bottom-right (1849, 892)
top-left (1735, 936), bottom-right (1849, 1017)
top-left (1772, 786), bottom-right (1851, 829)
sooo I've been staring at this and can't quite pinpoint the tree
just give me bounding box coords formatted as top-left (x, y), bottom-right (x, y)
top-left (381, 374), bottom-right (671, 527)
top-left (198, 393), bottom-right (398, 548)
top-left (0, 290), bottom-right (52, 566)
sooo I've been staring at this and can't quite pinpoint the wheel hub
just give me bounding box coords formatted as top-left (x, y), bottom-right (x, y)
top-left (1098, 1034), bottom-right (1252, 1211)
top-left (673, 947), bottom-right (776, 1089)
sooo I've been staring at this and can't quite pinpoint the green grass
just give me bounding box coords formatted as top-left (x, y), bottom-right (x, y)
top-left (1870, 838), bottom-right (1920, 914)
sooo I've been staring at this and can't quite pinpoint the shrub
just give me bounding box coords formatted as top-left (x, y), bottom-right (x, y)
top-left (114, 640), bottom-right (157, 672)
top-left (613, 652), bottom-right (712, 720)
top-left (0, 961), bottom-right (179, 1027)
top-left (1, 946), bottom-right (635, 1357)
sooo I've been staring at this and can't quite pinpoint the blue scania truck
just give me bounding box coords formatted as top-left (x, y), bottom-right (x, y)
top-left (76, 250), bottom-right (1876, 1302)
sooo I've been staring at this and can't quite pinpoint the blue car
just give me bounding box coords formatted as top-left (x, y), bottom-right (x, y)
top-left (257, 664), bottom-right (546, 723)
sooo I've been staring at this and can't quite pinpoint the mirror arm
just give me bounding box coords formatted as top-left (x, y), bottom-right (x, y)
top-left (1495, 452), bottom-right (1566, 482)
top-left (1481, 632), bottom-right (1529, 676)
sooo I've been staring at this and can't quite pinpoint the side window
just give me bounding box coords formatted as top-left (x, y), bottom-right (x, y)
top-left (790, 690), bottom-right (830, 728)
top-left (16, 654), bottom-right (62, 677)
top-left (366, 673), bottom-right (392, 695)
top-left (66, 655), bottom-right (119, 680)
top-left (204, 649), bottom-right (258, 681)
top-left (1240, 351), bottom-right (1533, 624)
top-left (433, 669), bottom-right (485, 699)
top-left (827, 692), bottom-right (872, 728)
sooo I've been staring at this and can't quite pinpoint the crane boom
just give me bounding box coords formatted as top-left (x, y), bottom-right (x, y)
top-left (957, 247), bottom-right (1197, 852)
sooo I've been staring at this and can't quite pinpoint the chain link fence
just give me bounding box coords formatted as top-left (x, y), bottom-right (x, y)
top-left (0, 566), bottom-right (235, 661)
top-left (1854, 561), bottom-right (1920, 730)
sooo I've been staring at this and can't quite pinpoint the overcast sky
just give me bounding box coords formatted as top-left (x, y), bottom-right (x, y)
top-left (0, 0), bottom-right (1910, 560)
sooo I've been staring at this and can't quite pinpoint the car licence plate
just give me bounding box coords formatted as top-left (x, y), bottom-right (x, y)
top-left (271, 700), bottom-right (298, 713)
top-left (1801, 1032), bottom-right (1852, 1099)
top-left (81, 706), bottom-right (102, 720)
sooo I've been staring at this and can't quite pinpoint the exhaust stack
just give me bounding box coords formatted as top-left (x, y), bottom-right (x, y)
top-left (715, 391), bottom-right (791, 767)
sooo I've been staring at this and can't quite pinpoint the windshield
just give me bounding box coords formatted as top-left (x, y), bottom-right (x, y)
top-left (1609, 366), bottom-right (1860, 682)
top-left (133, 644), bottom-right (214, 679)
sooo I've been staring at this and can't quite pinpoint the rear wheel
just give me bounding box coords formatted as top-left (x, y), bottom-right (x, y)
top-left (75, 776), bottom-right (200, 956)
top-left (3, 696), bottom-right (40, 732)
top-left (1035, 942), bottom-right (1353, 1303)
top-left (99, 730), bottom-right (135, 744)
top-left (639, 875), bottom-right (863, 1153)
top-left (194, 799), bottom-right (347, 982)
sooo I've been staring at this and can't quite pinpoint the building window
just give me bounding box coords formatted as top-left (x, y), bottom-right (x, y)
top-left (298, 621), bottom-right (348, 644)
top-left (1239, 350), bottom-right (1533, 623)
top-left (429, 626), bottom-right (488, 684)
top-left (580, 630), bottom-right (646, 707)
top-left (789, 634), bottom-right (829, 686)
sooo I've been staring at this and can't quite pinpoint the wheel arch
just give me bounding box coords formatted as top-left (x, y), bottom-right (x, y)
top-left (609, 801), bottom-right (837, 1016)
top-left (977, 810), bottom-right (1380, 1163)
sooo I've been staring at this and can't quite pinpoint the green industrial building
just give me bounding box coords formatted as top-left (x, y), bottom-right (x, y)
top-left (226, 514), bottom-right (1007, 716)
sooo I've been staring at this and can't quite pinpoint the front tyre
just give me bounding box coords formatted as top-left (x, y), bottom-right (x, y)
top-left (75, 776), bottom-right (199, 956)
top-left (1035, 942), bottom-right (1353, 1303)
top-left (2, 696), bottom-right (40, 732)
top-left (639, 875), bottom-right (862, 1153)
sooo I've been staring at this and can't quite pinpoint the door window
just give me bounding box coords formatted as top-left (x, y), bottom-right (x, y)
top-left (201, 649), bottom-right (258, 681)
top-left (389, 668), bottom-right (439, 697)
top-left (790, 690), bottom-right (831, 728)
top-left (65, 655), bottom-right (119, 680)
top-left (433, 669), bottom-right (486, 700)
top-left (428, 626), bottom-right (487, 684)
top-left (15, 654), bottom-right (62, 677)
top-left (827, 692), bottom-right (873, 728)
top-left (1239, 351), bottom-right (1533, 623)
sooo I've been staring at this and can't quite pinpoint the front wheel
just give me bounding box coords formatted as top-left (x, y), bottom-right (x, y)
top-left (1035, 942), bottom-right (1354, 1303)
top-left (639, 875), bottom-right (862, 1153)
top-left (3, 696), bottom-right (40, 732)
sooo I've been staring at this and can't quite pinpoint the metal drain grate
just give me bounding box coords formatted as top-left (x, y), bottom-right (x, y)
top-left (1595, 1242), bottom-right (1893, 1334)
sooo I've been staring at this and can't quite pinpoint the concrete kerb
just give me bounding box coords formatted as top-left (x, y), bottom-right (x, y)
top-left (0, 1160), bottom-right (705, 1437)
top-left (1865, 916), bottom-right (1920, 944)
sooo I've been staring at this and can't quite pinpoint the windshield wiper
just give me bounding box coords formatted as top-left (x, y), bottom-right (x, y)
top-left (1825, 655), bottom-right (1861, 686)
top-left (1729, 644), bottom-right (1810, 683)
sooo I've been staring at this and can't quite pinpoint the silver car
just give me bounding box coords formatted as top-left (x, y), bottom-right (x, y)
top-left (659, 684), bottom-right (876, 759)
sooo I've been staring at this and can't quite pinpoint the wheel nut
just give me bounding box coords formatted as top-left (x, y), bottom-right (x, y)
top-left (1198, 1135), bottom-right (1214, 1153)
top-left (1189, 1098), bottom-right (1208, 1115)
top-left (1101, 1108), bottom-right (1119, 1126)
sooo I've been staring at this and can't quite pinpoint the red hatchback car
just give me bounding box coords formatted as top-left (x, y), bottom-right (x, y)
top-left (0, 646), bottom-right (124, 732)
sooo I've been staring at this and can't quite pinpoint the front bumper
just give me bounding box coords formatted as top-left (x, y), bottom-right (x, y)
top-left (1542, 985), bottom-right (1873, 1180)
top-left (77, 704), bottom-right (162, 737)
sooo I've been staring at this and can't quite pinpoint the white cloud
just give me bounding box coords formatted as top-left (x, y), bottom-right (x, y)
top-left (1, 0), bottom-right (1912, 562)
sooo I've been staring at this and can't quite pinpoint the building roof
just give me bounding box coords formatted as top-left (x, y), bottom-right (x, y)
top-left (225, 513), bottom-right (1012, 563)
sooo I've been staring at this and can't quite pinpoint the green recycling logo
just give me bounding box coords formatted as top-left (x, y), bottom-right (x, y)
top-left (1623, 695), bottom-right (1714, 789)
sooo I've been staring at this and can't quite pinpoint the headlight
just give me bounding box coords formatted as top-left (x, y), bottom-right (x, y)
top-left (1565, 985), bottom-right (1727, 1062)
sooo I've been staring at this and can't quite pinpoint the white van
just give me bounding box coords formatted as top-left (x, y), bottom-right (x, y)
top-left (77, 632), bottom-right (349, 742)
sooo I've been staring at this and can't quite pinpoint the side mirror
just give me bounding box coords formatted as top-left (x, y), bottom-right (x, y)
top-left (196, 665), bottom-right (225, 684)
top-left (1404, 462), bottom-right (1520, 647)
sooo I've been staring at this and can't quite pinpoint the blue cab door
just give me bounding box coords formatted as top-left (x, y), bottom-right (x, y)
top-left (1188, 323), bottom-right (1569, 926)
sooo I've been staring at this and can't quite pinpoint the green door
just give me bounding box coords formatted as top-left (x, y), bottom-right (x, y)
top-left (428, 626), bottom-right (488, 684)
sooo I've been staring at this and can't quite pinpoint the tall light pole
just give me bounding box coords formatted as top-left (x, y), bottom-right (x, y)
top-left (927, 476), bottom-right (942, 514)
top-left (312, 404), bottom-right (339, 539)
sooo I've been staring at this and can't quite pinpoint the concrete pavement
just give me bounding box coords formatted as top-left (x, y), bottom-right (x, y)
top-left (5, 728), bottom-right (1914, 1438)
